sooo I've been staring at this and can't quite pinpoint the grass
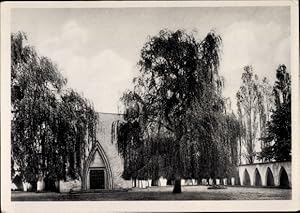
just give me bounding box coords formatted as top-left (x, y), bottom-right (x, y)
top-left (11, 185), bottom-right (291, 201)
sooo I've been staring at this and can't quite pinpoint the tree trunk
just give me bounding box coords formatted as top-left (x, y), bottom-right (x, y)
top-left (172, 136), bottom-right (182, 194)
top-left (213, 178), bottom-right (216, 186)
top-left (172, 178), bottom-right (181, 193)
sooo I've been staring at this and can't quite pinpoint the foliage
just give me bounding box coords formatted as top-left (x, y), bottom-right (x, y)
top-left (116, 29), bottom-right (241, 192)
top-left (259, 65), bottom-right (291, 162)
top-left (236, 66), bottom-right (262, 164)
top-left (11, 32), bottom-right (98, 190)
top-left (257, 77), bottom-right (274, 152)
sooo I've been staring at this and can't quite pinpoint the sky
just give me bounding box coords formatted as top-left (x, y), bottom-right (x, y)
top-left (11, 7), bottom-right (290, 113)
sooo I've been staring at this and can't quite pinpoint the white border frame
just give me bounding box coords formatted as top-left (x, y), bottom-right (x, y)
top-left (1, 1), bottom-right (299, 212)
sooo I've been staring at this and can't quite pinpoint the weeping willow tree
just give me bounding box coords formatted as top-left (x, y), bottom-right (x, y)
top-left (11, 32), bottom-right (98, 191)
top-left (116, 29), bottom-right (241, 193)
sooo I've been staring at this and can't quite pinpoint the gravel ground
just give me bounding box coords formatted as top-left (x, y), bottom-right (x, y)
top-left (11, 185), bottom-right (291, 201)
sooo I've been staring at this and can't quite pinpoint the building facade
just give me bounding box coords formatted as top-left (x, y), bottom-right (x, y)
top-left (59, 112), bottom-right (132, 192)
top-left (12, 112), bottom-right (132, 193)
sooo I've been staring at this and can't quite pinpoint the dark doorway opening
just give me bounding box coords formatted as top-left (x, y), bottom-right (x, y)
top-left (243, 169), bottom-right (251, 186)
top-left (167, 179), bottom-right (173, 185)
top-left (266, 167), bottom-right (274, 186)
top-left (254, 168), bottom-right (262, 186)
top-left (279, 167), bottom-right (290, 188)
top-left (90, 170), bottom-right (105, 189)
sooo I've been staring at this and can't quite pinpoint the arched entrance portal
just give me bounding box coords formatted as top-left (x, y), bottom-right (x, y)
top-left (84, 143), bottom-right (113, 190)
top-left (243, 169), bottom-right (251, 186)
top-left (266, 167), bottom-right (274, 186)
top-left (254, 168), bottom-right (262, 186)
top-left (279, 167), bottom-right (289, 188)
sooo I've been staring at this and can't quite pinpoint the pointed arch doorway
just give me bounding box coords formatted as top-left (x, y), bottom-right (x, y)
top-left (243, 169), bottom-right (251, 186)
top-left (266, 167), bottom-right (274, 186)
top-left (84, 142), bottom-right (113, 190)
top-left (279, 167), bottom-right (290, 188)
top-left (254, 168), bottom-right (262, 186)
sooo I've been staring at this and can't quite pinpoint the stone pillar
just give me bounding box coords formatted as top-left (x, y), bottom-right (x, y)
top-left (163, 177), bottom-right (167, 186)
top-left (144, 180), bottom-right (148, 188)
top-left (59, 180), bottom-right (68, 193)
top-left (140, 180), bottom-right (144, 188)
top-left (231, 177), bottom-right (235, 186)
top-left (37, 179), bottom-right (45, 192)
top-left (181, 179), bottom-right (185, 186)
top-left (223, 178), bottom-right (227, 185)
top-left (148, 179), bottom-right (152, 187)
top-left (216, 179), bottom-right (220, 185)
top-left (192, 179), bottom-right (197, 185)
top-left (187, 179), bottom-right (193, 185)
top-left (23, 182), bottom-right (31, 192)
top-left (158, 177), bottom-right (167, 186)
top-left (209, 178), bottom-right (213, 185)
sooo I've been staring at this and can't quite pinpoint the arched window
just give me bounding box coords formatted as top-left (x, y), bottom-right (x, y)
top-left (254, 168), bottom-right (262, 186)
top-left (279, 167), bottom-right (289, 188)
top-left (266, 167), bottom-right (274, 186)
top-left (243, 169), bottom-right (251, 186)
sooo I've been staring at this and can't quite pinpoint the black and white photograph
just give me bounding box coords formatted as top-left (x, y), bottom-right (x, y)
top-left (1, 1), bottom-right (299, 212)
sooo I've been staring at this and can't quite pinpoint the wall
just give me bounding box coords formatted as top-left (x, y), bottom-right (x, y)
top-left (238, 161), bottom-right (291, 187)
top-left (95, 113), bottom-right (132, 189)
top-left (59, 180), bottom-right (81, 193)
top-left (60, 112), bottom-right (132, 193)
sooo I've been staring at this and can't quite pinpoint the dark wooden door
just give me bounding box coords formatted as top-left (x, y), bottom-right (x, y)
top-left (90, 170), bottom-right (105, 189)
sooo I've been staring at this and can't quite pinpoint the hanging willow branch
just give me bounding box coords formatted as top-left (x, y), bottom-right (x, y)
top-left (116, 29), bottom-right (242, 188)
top-left (11, 32), bottom-right (98, 188)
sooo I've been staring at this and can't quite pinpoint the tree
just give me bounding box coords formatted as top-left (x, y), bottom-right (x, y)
top-left (117, 29), bottom-right (241, 193)
top-left (258, 77), bottom-right (274, 154)
top-left (236, 66), bottom-right (261, 164)
top-left (259, 65), bottom-right (291, 161)
top-left (11, 32), bottom-right (98, 191)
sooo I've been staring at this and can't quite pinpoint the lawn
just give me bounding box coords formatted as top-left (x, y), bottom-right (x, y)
top-left (11, 185), bottom-right (291, 201)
